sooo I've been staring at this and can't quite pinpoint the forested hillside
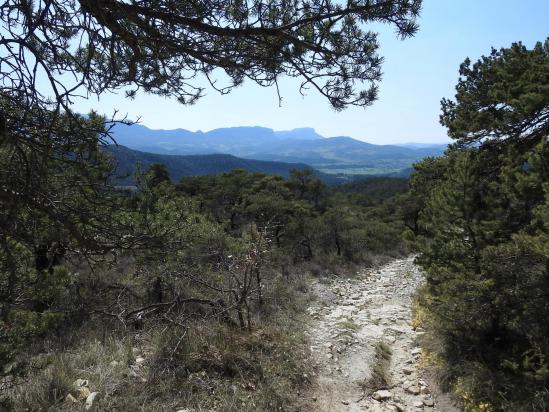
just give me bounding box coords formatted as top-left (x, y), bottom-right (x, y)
top-left (105, 145), bottom-right (412, 186)
top-left (105, 144), bottom-right (330, 184)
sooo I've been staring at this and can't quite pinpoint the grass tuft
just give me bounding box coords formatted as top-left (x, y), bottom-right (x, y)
top-left (360, 340), bottom-right (393, 396)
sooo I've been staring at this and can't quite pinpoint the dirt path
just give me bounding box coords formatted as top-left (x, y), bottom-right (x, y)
top-left (298, 257), bottom-right (459, 412)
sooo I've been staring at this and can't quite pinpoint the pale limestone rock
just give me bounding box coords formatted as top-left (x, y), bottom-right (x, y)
top-left (73, 378), bottom-right (89, 388)
top-left (423, 397), bottom-right (435, 407)
top-left (406, 385), bottom-right (421, 395)
top-left (85, 392), bottom-right (99, 410)
top-left (77, 386), bottom-right (91, 401)
top-left (372, 389), bottom-right (393, 401)
top-left (64, 393), bottom-right (79, 404)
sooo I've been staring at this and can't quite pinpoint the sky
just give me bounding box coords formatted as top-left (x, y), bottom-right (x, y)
top-left (72, 0), bottom-right (549, 145)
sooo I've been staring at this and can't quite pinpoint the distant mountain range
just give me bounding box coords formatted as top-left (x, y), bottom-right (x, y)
top-left (109, 124), bottom-right (447, 176)
top-left (105, 145), bottom-right (352, 186)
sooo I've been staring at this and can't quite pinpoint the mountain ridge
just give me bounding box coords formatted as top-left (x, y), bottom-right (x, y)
top-left (109, 124), bottom-right (447, 175)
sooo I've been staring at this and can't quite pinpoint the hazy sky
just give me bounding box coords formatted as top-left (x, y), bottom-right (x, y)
top-left (72, 0), bottom-right (549, 144)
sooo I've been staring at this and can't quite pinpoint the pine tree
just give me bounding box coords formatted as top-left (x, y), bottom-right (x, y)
top-left (414, 39), bottom-right (549, 409)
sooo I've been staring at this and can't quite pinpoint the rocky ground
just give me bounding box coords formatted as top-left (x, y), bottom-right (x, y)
top-left (297, 257), bottom-right (460, 412)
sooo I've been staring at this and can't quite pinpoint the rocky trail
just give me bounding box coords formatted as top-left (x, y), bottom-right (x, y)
top-left (298, 257), bottom-right (459, 412)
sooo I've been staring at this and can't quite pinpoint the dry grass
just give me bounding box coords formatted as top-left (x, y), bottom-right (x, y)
top-left (2, 268), bottom-right (314, 411)
top-left (4, 316), bottom-right (312, 411)
top-left (4, 332), bottom-right (134, 411)
top-left (337, 318), bottom-right (361, 338)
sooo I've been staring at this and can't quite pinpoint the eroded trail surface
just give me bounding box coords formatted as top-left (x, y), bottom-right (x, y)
top-left (299, 257), bottom-right (456, 412)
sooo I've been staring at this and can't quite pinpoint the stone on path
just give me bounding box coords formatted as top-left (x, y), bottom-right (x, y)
top-left (423, 398), bottom-right (435, 407)
top-left (406, 386), bottom-right (421, 395)
top-left (372, 389), bottom-right (393, 401)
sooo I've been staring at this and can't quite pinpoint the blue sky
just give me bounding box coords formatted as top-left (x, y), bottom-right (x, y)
top-left (73, 0), bottom-right (549, 144)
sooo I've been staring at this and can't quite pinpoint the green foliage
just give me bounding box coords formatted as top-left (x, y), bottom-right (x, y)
top-left (145, 163), bottom-right (171, 189)
top-left (0, 240), bottom-right (66, 379)
top-left (1, 0), bottom-right (421, 113)
top-left (414, 143), bottom-right (549, 410)
top-left (413, 39), bottom-right (549, 411)
top-left (441, 39), bottom-right (549, 149)
top-left (174, 168), bottom-right (407, 265)
top-left (0, 111), bottom-right (135, 382)
top-left (336, 177), bottom-right (409, 202)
